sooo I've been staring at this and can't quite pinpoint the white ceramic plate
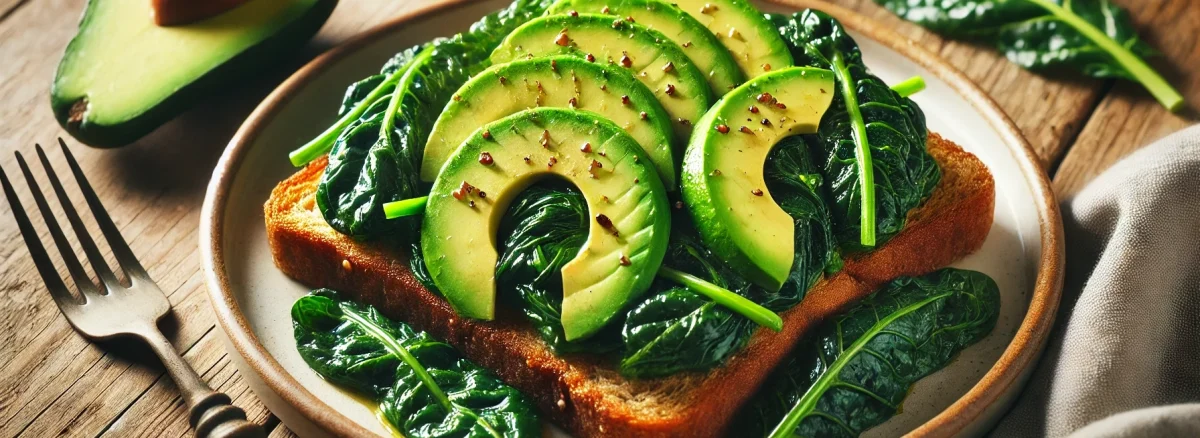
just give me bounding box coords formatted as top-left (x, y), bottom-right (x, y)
top-left (201, 1), bottom-right (1063, 436)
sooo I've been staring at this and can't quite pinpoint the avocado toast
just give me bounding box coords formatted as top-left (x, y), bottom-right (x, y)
top-left (267, 1), bottom-right (999, 436)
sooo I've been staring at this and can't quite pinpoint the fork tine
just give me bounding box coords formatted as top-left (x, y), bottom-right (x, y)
top-left (35, 144), bottom-right (126, 292)
top-left (57, 138), bottom-right (150, 280)
top-left (0, 161), bottom-right (80, 307)
top-left (17, 151), bottom-right (104, 298)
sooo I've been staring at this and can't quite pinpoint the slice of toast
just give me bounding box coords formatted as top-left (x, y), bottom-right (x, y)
top-left (265, 133), bottom-right (994, 437)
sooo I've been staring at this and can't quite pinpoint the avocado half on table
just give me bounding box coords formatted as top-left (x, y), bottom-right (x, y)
top-left (51, 0), bottom-right (337, 147)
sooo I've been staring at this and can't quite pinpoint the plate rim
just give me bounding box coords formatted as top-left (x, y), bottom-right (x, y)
top-left (199, 0), bottom-right (1065, 436)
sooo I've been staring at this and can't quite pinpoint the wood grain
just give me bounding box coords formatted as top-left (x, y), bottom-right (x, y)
top-left (0, 0), bottom-right (1193, 436)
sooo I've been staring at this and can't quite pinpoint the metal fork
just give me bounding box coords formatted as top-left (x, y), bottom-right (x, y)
top-left (0, 139), bottom-right (264, 438)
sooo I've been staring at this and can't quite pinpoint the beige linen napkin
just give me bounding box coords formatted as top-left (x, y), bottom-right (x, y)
top-left (991, 125), bottom-right (1200, 437)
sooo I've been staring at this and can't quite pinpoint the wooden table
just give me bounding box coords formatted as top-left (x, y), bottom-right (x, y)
top-left (0, 0), bottom-right (1195, 436)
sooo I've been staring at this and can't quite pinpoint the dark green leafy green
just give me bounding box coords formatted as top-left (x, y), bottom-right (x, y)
top-left (873, 0), bottom-right (1183, 111)
top-left (495, 184), bottom-right (622, 354)
top-left (307, 0), bottom-right (555, 241)
top-left (737, 268), bottom-right (1000, 437)
top-left (618, 137), bottom-right (840, 377)
top-left (292, 289), bottom-right (539, 437)
top-left (771, 10), bottom-right (940, 251)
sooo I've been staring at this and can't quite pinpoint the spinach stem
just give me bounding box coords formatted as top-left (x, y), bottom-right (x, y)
top-left (890, 76), bottom-right (925, 98)
top-left (658, 267), bottom-right (783, 332)
top-left (767, 292), bottom-right (951, 438)
top-left (383, 196), bottom-right (428, 219)
top-left (338, 305), bottom-right (453, 410)
top-left (1026, 0), bottom-right (1183, 112)
top-left (830, 52), bottom-right (876, 247)
top-left (287, 68), bottom-right (408, 167)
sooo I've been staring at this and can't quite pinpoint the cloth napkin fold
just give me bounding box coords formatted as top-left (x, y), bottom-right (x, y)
top-left (991, 125), bottom-right (1200, 437)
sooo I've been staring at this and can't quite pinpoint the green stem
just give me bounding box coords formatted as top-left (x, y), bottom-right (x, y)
top-left (383, 196), bottom-right (428, 219)
top-left (766, 292), bottom-right (951, 438)
top-left (287, 69), bottom-right (407, 167)
top-left (339, 305), bottom-right (452, 410)
top-left (658, 267), bottom-right (783, 332)
top-left (1027, 0), bottom-right (1183, 112)
top-left (890, 75), bottom-right (925, 98)
top-left (830, 52), bottom-right (876, 247)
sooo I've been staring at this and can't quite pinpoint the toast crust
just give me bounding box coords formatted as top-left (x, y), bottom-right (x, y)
top-left (264, 133), bottom-right (994, 437)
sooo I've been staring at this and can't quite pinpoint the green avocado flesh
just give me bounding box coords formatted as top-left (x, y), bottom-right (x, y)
top-left (490, 14), bottom-right (714, 141)
top-left (52, 0), bottom-right (334, 147)
top-left (422, 56), bottom-right (676, 187)
top-left (545, 0), bottom-right (745, 95)
top-left (671, 0), bottom-right (791, 80)
top-left (422, 108), bottom-right (671, 341)
top-left (681, 67), bottom-right (834, 291)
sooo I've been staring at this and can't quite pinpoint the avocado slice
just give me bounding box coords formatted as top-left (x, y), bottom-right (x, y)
top-left (52, 0), bottom-right (336, 147)
top-left (671, 0), bottom-right (791, 79)
top-left (681, 67), bottom-right (834, 291)
top-left (422, 56), bottom-right (676, 187)
top-left (545, 0), bottom-right (745, 95)
top-left (490, 14), bottom-right (714, 141)
top-left (422, 108), bottom-right (671, 340)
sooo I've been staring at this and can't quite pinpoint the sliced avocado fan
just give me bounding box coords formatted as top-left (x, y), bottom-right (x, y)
top-left (672, 0), bottom-right (792, 79)
top-left (545, 0), bottom-right (745, 95)
top-left (422, 56), bottom-right (676, 187)
top-left (422, 108), bottom-right (671, 341)
top-left (681, 67), bottom-right (834, 291)
top-left (490, 14), bottom-right (714, 141)
top-left (52, 0), bottom-right (335, 147)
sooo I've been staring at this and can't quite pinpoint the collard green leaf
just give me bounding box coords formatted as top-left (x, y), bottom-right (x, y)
top-left (771, 10), bottom-right (940, 251)
top-left (873, 0), bottom-right (1183, 111)
top-left (495, 184), bottom-right (622, 354)
top-left (738, 268), bottom-right (1000, 437)
top-left (292, 289), bottom-right (539, 438)
top-left (309, 0), bottom-right (555, 241)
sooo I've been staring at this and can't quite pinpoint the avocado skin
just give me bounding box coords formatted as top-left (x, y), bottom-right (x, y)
top-left (50, 0), bottom-right (338, 148)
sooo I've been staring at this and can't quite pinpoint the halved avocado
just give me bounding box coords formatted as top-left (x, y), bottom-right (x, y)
top-left (490, 14), bottom-right (714, 141)
top-left (422, 108), bottom-right (671, 340)
top-left (545, 0), bottom-right (745, 95)
top-left (422, 56), bottom-right (676, 187)
top-left (51, 0), bottom-right (336, 147)
top-left (681, 67), bottom-right (834, 291)
top-left (672, 0), bottom-right (791, 79)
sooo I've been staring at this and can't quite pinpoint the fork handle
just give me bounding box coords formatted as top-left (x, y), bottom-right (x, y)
top-left (141, 327), bottom-right (266, 438)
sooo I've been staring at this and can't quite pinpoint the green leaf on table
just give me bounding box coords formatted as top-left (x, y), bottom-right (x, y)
top-left (737, 268), bottom-right (1001, 437)
top-left (292, 289), bottom-right (540, 438)
top-left (771, 10), bottom-right (940, 250)
top-left (873, 0), bottom-right (1184, 111)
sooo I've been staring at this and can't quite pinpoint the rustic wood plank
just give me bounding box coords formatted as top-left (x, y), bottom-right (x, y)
top-left (805, 0), bottom-right (1105, 167)
top-left (1052, 0), bottom-right (1200, 197)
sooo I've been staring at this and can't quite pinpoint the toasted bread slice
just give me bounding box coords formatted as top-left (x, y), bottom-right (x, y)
top-left (264, 133), bottom-right (994, 437)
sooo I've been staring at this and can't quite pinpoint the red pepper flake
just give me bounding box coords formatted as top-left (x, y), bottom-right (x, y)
top-left (674, 201), bottom-right (684, 210)
top-left (762, 63), bottom-right (772, 72)
top-left (820, 88), bottom-right (826, 94)
top-left (700, 3), bottom-right (717, 13)
top-left (499, 76), bottom-right (507, 85)
top-left (548, 157), bottom-right (558, 167)
top-left (602, 195), bottom-right (610, 203)
top-left (453, 94), bottom-right (462, 101)
top-left (612, 18), bottom-right (624, 29)
top-left (761, 118), bottom-right (772, 126)
top-left (752, 188), bottom-right (764, 196)
top-left (452, 189), bottom-right (464, 200)
top-left (554, 32), bottom-right (570, 46)
top-left (621, 95), bottom-right (631, 105)
top-left (619, 52), bottom-right (632, 68)
top-left (599, 84), bottom-right (607, 91)
top-left (469, 200), bottom-right (476, 208)
top-left (640, 111), bottom-right (648, 120)
top-left (626, 15), bottom-right (635, 22)
top-left (619, 254), bottom-right (632, 266)
top-left (550, 59), bottom-right (558, 71)
top-left (568, 9), bottom-right (578, 16)
top-left (596, 213), bottom-right (619, 236)
top-left (740, 126), bottom-right (753, 134)
top-left (590, 159), bottom-right (603, 170)
top-left (586, 53), bottom-right (596, 62)
top-left (716, 124), bottom-right (729, 133)
top-left (634, 178), bottom-right (640, 183)
top-left (749, 105), bottom-right (759, 114)
top-left (482, 129), bottom-right (492, 140)
top-left (601, 5), bottom-right (610, 13)
top-left (523, 156), bottom-right (532, 164)
top-left (598, 151), bottom-right (607, 157)
top-left (459, 181), bottom-right (476, 194)
top-left (682, 41), bottom-right (693, 48)
top-left (478, 190), bottom-right (487, 199)
top-left (662, 62), bottom-right (674, 73)
top-left (775, 102), bottom-right (787, 109)
top-left (756, 93), bottom-right (772, 103)
top-left (710, 169), bottom-right (722, 176)
top-left (581, 142), bottom-right (592, 153)
top-left (677, 118), bottom-right (691, 126)
top-left (568, 97), bottom-right (578, 108)
top-left (478, 152), bottom-right (494, 165)
top-left (665, 84), bottom-right (676, 96)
